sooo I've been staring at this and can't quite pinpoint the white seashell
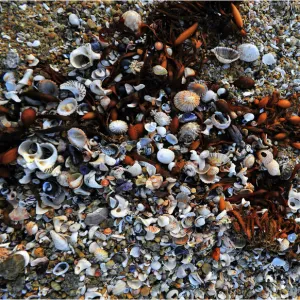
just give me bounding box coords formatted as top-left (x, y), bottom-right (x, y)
top-left (35, 143), bottom-right (58, 173)
top-left (157, 148), bottom-right (175, 164)
top-left (104, 155), bottom-right (116, 166)
top-left (279, 239), bottom-right (289, 251)
top-left (288, 189), bottom-right (300, 210)
top-left (127, 161), bottom-right (142, 177)
top-left (211, 47), bottom-right (240, 64)
top-left (243, 113), bottom-right (255, 123)
top-left (265, 159), bottom-right (280, 176)
top-left (165, 134), bottom-right (178, 145)
top-left (84, 170), bottom-right (102, 188)
top-left (262, 53), bottom-right (276, 65)
top-left (152, 111), bottom-right (171, 126)
top-left (75, 258), bottom-right (91, 275)
top-left (208, 153), bottom-right (230, 166)
top-left (167, 290), bottom-right (179, 299)
top-left (158, 215), bottom-right (170, 227)
top-left (130, 246), bottom-right (141, 258)
top-left (15, 251), bottom-right (30, 267)
top-left (127, 279), bottom-right (142, 289)
top-left (243, 154), bottom-right (255, 168)
top-left (53, 262), bottom-right (69, 276)
top-left (184, 162), bottom-right (198, 177)
top-left (125, 83), bottom-right (134, 94)
top-left (201, 90), bottom-right (218, 103)
top-left (70, 44), bottom-right (101, 70)
top-left (60, 80), bottom-right (86, 102)
top-left (257, 150), bottom-right (273, 165)
top-left (211, 112), bottom-right (231, 129)
top-left (4, 91), bottom-right (21, 102)
top-left (68, 173), bottom-right (84, 189)
top-left (184, 67), bottom-right (195, 78)
top-left (122, 10), bottom-right (142, 32)
top-left (26, 54), bottom-right (39, 67)
top-left (111, 195), bottom-right (129, 218)
top-left (144, 122), bottom-right (157, 132)
top-left (69, 13), bottom-right (80, 26)
top-left (94, 248), bottom-right (109, 261)
top-left (67, 128), bottom-right (91, 153)
top-left (85, 291), bottom-right (103, 300)
top-left (57, 98), bottom-right (77, 116)
top-left (156, 126), bottom-right (167, 137)
top-left (134, 84), bottom-right (145, 91)
top-left (90, 80), bottom-right (112, 96)
top-left (53, 215), bottom-right (68, 232)
top-left (18, 141), bottom-right (43, 163)
top-left (69, 223), bottom-right (80, 232)
top-left (140, 161), bottom-right (156, 176)
top-left (18, 69), bottom-right (33, 85)
top-left (50, 230), bottom-right (70, 251)
top-left (238, 44), bottom-right (260, 62)
top-left (153, 65), bottom-right (167, 75)
top-left (207, 166), bottom-right (219, 176)
top-left (100, 96), bottom-right (111, 110)
top-left (112, 280), bottom-right (127, 295)
top-left (109, 120), bottom-right (128, 134)
top-left (174, 91), bottom-right (200, 112)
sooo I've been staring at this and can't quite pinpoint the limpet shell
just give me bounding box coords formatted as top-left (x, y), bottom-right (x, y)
top-left (174, 91), bottom-right (200, 112)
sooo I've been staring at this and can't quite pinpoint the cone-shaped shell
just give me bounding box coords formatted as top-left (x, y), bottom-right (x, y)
top-left (57, 98), bottom-right (77, 116)
top-left (174, 91), bottom-right (200, 112)
top-left (211, 47), bottom-right (240, 64)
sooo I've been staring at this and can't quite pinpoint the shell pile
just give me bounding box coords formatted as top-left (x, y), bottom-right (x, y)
top-left (0, 1), bottom-right (299, 299)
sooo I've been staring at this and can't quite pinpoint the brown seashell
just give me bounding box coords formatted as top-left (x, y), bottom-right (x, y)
top-left (189, 140), bottom-right (201, 150)
top-left (0, 167), bottom-right (10, 178)
top-left (123, 155), bottom-right (135, 166)
top-left (288, 116), bottom-right (300, 125)
top-left (128, 124), bottom-right (139, 140)
top-left (258, 96), bottom-right (269, 108)
top-left (110, 108), bottom-right (118, 121)
top-left (273, 133), bottom-right (287, 140)
top-left (169, 116), bottom-right (180, 134)
top-left (134, 123), bottom-right (144, 136)
top-left (21, 108), bottom-right (36, 127)
top-left (291, 142), bottom-right (300, 150)
top-left (257, 112), bottom-right (267, 125)
top-left (33, 247), bottom-right (45, 258)
top-left (81, 112), bottom-right (97, 120)
top-left (233, 76), bottom-right (255, 89)
top-left (173, 235), bottom-right (188, 245)
top-left (277, 100), bottom-right (291, 109)
top-left (1, 147), bottom-right (18, 165)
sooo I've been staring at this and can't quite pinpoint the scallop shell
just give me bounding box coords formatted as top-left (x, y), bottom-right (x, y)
top-left (35, 143), bottom-right (58, 173)
top-left (57, 98), bottom-right (77, 116)
top-left (109, 120), bottom-right (128, 134)
top-left (211, 47), bottom-right (240, 64)
top-left (238, 44), bottom-right (260, 62)
top-left (157, 148), bottom-right (175, 164)
top-left (187, 81), bottom-right (208, 96)
top-left (38, 79), bottom-right (59, 97)
top-left (178, 122), bottom-right (201, 144)
top-left (60, 80), bottom-right (86, 102)
top-left (257, 150), bottom-right (273, 165)
top-left (207, 153), bottom-right (230, 166)
top-left (174, 91), bottom-right (200, 112)
top-left (211, 112), bottom-right (231, 129)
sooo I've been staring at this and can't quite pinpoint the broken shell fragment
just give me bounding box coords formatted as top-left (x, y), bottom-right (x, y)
top-left (211, 112), bottom-right (231, 129)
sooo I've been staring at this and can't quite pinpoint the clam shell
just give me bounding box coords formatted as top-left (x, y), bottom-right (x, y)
top-left (109, 120), bottom-right (128, 134)
top-left (157, 148), bottom-right (175, 164)
top-left (174, 91), bottom-right (200, 112)
top-left (238, 43), bottom-right (260, 62)
top-left (60, 80), bottom-right (86, 102)
top-left (211, 47), bottom-right (240, 64)
top-left (57, 98), bottom-right (77, 116)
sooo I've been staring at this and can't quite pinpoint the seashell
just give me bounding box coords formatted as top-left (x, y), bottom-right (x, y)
top-left (279, 239), bottom-right (289, 252)
top-left (238, 44), bottom-right (260, 62)
top-left (201, 90), bottom-right (217, 103)
top-left (157, 215), bottom-right (170, 227)
top-left (127, 161), bottom-right (142, 177)
top-left (207, 166), bottom-right (219, 176)
top-left (18, 141), bottom-right (42, 164)
top-left (207, 153), bottom-right (230, 166)
top-left (53, 262), bottom-right (69, 276)
top-left (15, 251), bottom-right (30, 267)
top-left (26, 54), bottom-right (39, 67)
top-left (211, 47), bottom-right (240, 64)
top-left (184, 162), bottom-right (198, 177)
top-left (122, 10), bottom-right (142, 32)
top-left (9, 206), bottom-right (30, 221)
top-left (21, 107), bottom-right (36, 127)
top-left (243, 113), bottom-right (255, 123)
top-left (166, 290), bottom-right (179, 299)
top-left (68, 173), bottom-right (84, 189)
top-left (67, 128), bottom-right (91, 153)
top-left (111, 195), bottom-right (129, 218)
top-left (25, 221), bottom-right (38, 235)
top-left (157, 126), bottom-right (167, 137)
top-left (262, 53), bottom-right (276, 65)
top-left (109, 120), bottom-right (128, 134)
top-left (90, 80), bottom-right (111, 96)
top-left (128, 279), bottom-right (143, 290)
top-left (53, 215), bottom-right (67, 232)
top-left (74, 258), bottom-right (91, 275)
top-left (84, 170), bottom-right (102, 188)
top-left (4, 91), bottom-right (21, 102)
top-left (157, 148), bottom-right (175, 164)
top-left (18, 69), bottom-right (33, 86)
top-left (100, 96), bottom-right (111, 110)
top-left (277, 99), bottom-right (291, 109)
top-left (112, 280), bottom-right (127, 295)
top-left (60, 80), bottom-right (86, 102)
top-left (50, 230), bottom-right (70, 251)
top-left (70, 43), bottom-right (101, 70)
top-left (57, 98), bottom-right (77, 116)
top-left (174, 91), bottom-right (200, 112)
top-left (165, 134), bottom-right (178, 145)
top-left (243, 154), bottom-right (255, 168)
top-left (178, 122), bottom-right (201, 144)
top-left (153, 65), bottom-right (167, 76)
top-left (35, 143), bottom-right (58, 173)
top-left (234, 76), bottom-right (255, 89)
top-left (257, 150), bottom-right (273, 165)
top-left (144, 122), bottom-right (157, 133)
top-left (38, 80), bottom-right (59, 97)
top-left (69, 13), bottom-right (80, 26)
top-left (94, 248), bottom-right (109, 261)
top-left (211, 112), bottom-right (231, 129)
top-left (288, 189), bottom-right (300, 210)
top-left (265, 159), bottom-right (280, 176)
top-left (151, 111), bottom-right (171, 126)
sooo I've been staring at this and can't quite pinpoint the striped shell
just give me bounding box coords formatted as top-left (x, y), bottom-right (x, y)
top-left (211, 47), bottom-right (240, 64)
top-left (109, 120), bottom-right (128, 134)
top-left (174, 91), bottom-right (200, 112)
top-left (207, 153), bottom-right (230, 166)
top-left (178, 122), bottom-right (201, 143)
top-left (60, 80), bottom-right (86, 102)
